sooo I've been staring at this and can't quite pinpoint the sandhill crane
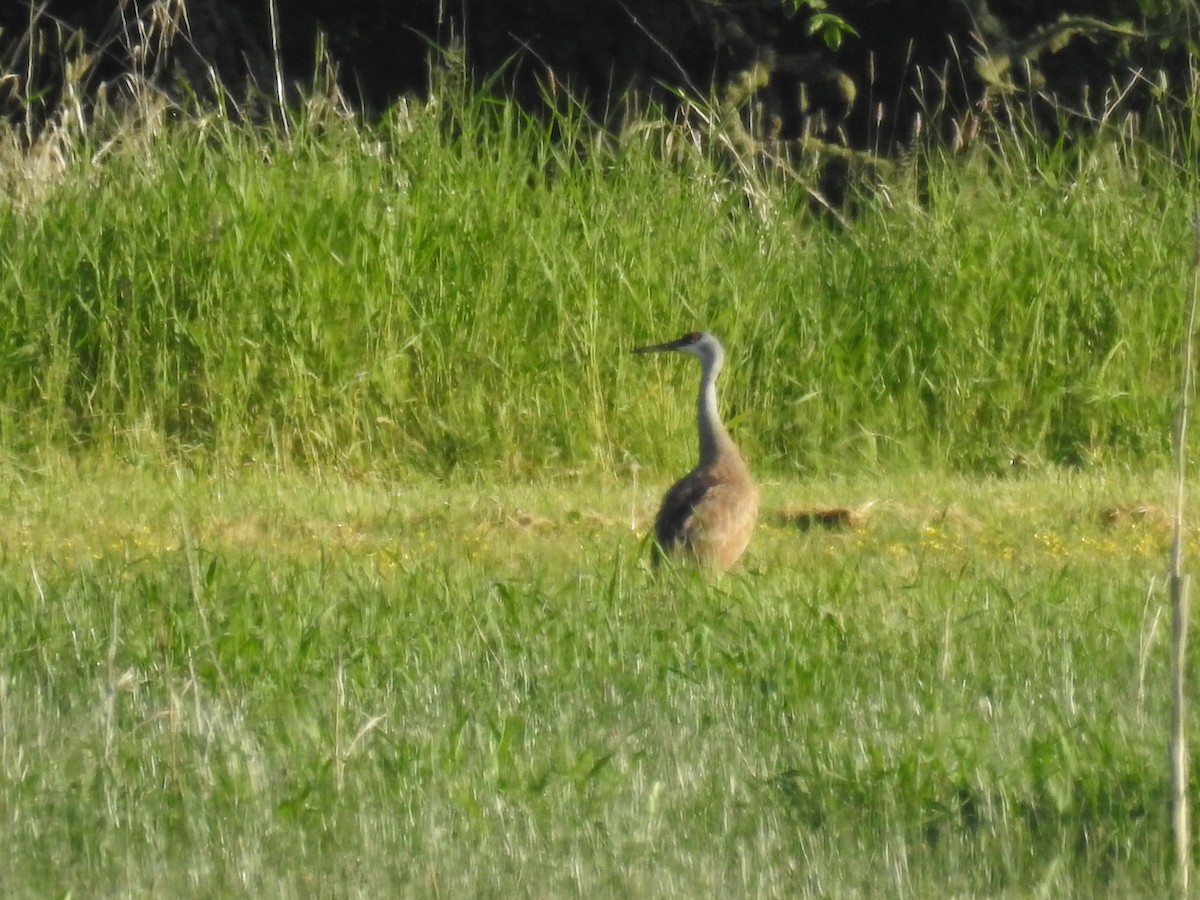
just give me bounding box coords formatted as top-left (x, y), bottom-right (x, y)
top-left (633, 331), bottom-right (758, 570)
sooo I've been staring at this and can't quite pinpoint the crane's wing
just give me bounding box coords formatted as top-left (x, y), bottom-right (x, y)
top-left (654, 470), bottom-right (713, 557)
top-left (653, 469), bottom-right (758, 569)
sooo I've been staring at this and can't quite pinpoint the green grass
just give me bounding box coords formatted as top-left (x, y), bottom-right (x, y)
top-left (1, 65), bottom-right (1199, 896)
top-left (0, 463), bottom-right (1185, 896)
top-left (0, 84), bottom-right (1196, 475)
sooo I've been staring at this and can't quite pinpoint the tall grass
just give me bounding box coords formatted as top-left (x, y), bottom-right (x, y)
top-left (0, 69), bottom-right (1196, 480)
top-left (1, 56), bottom-right (1197, 898)
top-left (0, 468), bottom-right (1182, 897)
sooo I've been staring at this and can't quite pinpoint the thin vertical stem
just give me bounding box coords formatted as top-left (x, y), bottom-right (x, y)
top-left (1170, 212), bottom-right (1200, 898)
top-left (1171, 576), bottom-right (1192, 896)
top-left (268, 0), bottom-right (289, 135)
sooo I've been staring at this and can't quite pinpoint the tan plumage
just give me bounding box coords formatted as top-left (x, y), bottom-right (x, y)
top-left (634, 331), bottom-right (758, 570)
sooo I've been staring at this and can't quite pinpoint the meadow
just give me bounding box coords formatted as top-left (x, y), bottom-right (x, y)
top-left (0, 68), bottom-right (1198, 896)
top-left (0, 463), bottom-right (1186, 897)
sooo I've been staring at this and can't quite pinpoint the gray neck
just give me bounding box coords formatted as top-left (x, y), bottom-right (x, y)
top-left (697, 360), bottom-right (729, 467)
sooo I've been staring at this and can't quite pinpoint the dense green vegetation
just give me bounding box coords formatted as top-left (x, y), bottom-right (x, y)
top-left (0, 84), bottom-right (1196, 477)
top-left (0, 74), bottom-right (1198, 896)
top-left (0, 466), bottom-right (1186, 896)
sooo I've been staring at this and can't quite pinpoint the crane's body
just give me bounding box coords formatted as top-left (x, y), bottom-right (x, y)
top-left (634, 331), bottom-right (758, 570)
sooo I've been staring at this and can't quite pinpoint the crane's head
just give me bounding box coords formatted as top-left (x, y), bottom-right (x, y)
top-left (633, 331), bottom-right (725, 373)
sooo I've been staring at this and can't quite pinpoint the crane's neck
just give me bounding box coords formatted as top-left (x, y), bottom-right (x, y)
top-left (696, 359), bottom-right (732, 468)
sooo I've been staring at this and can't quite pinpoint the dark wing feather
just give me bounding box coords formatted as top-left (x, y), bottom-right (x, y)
top-left (652, 465), bottom-right (759, 569)
top-left (653, 470), bottom-right (715, 560)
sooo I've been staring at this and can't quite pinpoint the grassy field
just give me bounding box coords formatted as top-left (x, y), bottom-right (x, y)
top-left (1, 64), bottom-right (1199, 896)
top-left (0, 81), bottom-right (1197, 475)
top-left (0, 462), bottom-right (1186, 896)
